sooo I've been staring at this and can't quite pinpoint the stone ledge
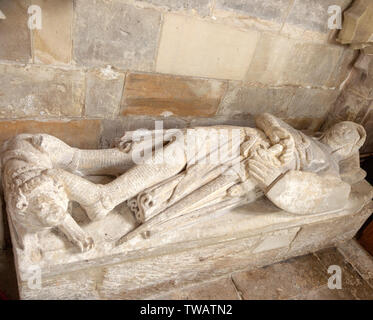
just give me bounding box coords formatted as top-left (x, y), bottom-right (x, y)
top-left (8, 179), bottom-right (373, 299)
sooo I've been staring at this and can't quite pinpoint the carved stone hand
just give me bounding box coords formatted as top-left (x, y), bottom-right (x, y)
top-left (266, 126), bottom-right (295, 165)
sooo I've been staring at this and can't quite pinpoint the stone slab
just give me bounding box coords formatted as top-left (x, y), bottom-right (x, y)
top-left (156, 14), bottom-right (260, 80)
top-left (31, 0), bottom-right (73, 64)
top-left (315, 247), bottom-right (373, 300)
top-left (9, 179), bottom-right (373, 299)
top-left (85, 67), bottom-right (125, 118)
top-left (245, 33), bottom-right (343, 86)
top-left (0, 0), bottom-right (31, 62)
top-left (121, 73), bottom-right (227, 117)
top-left (153, 277), bottom-right (240, 300)
top-left (0, 64), bottom-right (84, 118)
top-left (231, 254), bottom-right (328, 299)
top-left (218, 83), bottom-right (295, 117)
top-left (73, 0), bottom-right (161, 71)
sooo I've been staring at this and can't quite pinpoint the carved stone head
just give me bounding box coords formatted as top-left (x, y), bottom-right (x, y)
top-left (320, 121), bottom-right (366, 160)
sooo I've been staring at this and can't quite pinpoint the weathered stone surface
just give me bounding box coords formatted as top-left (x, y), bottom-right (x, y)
top-left (0, 64), bottom-right (85, 118)
top-left (288, 204), bottom-right (373, 256)
top-left (219, 84), bottom-right (340, 120)
top-left (337, 0), bottom-right (373, 50)
top-left (31, 0), bottom-right (73, 64)
top-left (215, 0), bottom-right (290, 23)
top-left (0, 0), bottom-right (31, 62)
top-left (315, 247), bottom-right (373, 300)
top-left (218, 83), bottom-right (295, 117)
top-left (285, 0), bottom-right (352, 34)
top-left (140, 0), bottom-right (211, 16)
top-left (326, 48), bottom-right (358, 88)
top-left (291, 284), bottom-right (356, 300)
top-left (338, 239), bottom-right (373, 284)
top-left (85, 66), bottom-right (125, 118)
top-left (73, 0), bottom-right (161, 71)
top-left (15, 200), bottom-right (373, 299)
top-left (3, 111), bottom-right (372, 299)
top-left (154, 277), bottom-right (240, 300)
top-left (121, 72), bottom-right (226, 116)
top-left (286, 88), bottom-right (341, 118)
top-left (156, 14), bottom-right (260, 80)
top-left (232, 254), bottom-right (328, 299)
top-left (245, 33), bottom-right (343, 86)
top-left (0, 119), bottom-right (101, 148)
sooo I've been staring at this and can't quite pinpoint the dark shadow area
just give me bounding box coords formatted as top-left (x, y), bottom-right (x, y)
top-left (357, 155), bottom-right (373, 256)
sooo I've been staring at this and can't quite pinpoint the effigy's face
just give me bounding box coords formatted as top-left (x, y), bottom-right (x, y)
top-left (324, 122), bottom-right (366, 160)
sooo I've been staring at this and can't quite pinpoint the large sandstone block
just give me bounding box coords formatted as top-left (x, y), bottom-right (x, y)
top-left (156, 14), bottom-right (260, 80)
top-left (218, 83), bottom-right (340, 120)
top-left (218, 83), bottom-right (295, 117)
top-left (85, 67), bottom-right (125, 118)
top-left (245, 33), bottom-right (344, 86)
top-left (0, 64), bottom-right (84, 118)
top-left (286, 88), bottom-right (341, 118)
top-left (31, 0), bottom-right (73, 64)
top-left (121, 72), bottom-right (227, 116)
top-left (73, 0), bottom-right (161, 71)
top-left (0, 0), bottom-right (31, 62)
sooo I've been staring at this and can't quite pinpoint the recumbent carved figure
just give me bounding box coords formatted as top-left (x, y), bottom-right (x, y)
top-left (1, 113), bottom-right (366, 252)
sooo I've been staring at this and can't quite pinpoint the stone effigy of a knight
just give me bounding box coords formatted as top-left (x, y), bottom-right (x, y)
top-left (1, 113), bottom-right (366, 251)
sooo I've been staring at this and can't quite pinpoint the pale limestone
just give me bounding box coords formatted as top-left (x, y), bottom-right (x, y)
top-left (73, 0), bottom-right (161, 70)
top-left (0, 64), bottom-right (84, 118)
top-left (32, 0), bottom-right (73, 64)
top-left (284, 0), bottom-right (352, 34)
top-left (0, 0), bottom-right (31, 62)
top-left (245, 33), bottom-right (344, 86)
top-left (218, 83), bottom-right (295, 117)
top-left (85, 67), bottom-right (125, 118)
top-left (156, 14), bottom-right (260, 80)
top-left (286, 88), bottom-right (341, 119)
top-left (16, 199), bottom-right (373, 299)
top-left (2, 114), bottom-right (372, 299)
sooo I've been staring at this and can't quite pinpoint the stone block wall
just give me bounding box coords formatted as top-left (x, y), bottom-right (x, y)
top-left (0, 0), bottom-right (358, 152)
